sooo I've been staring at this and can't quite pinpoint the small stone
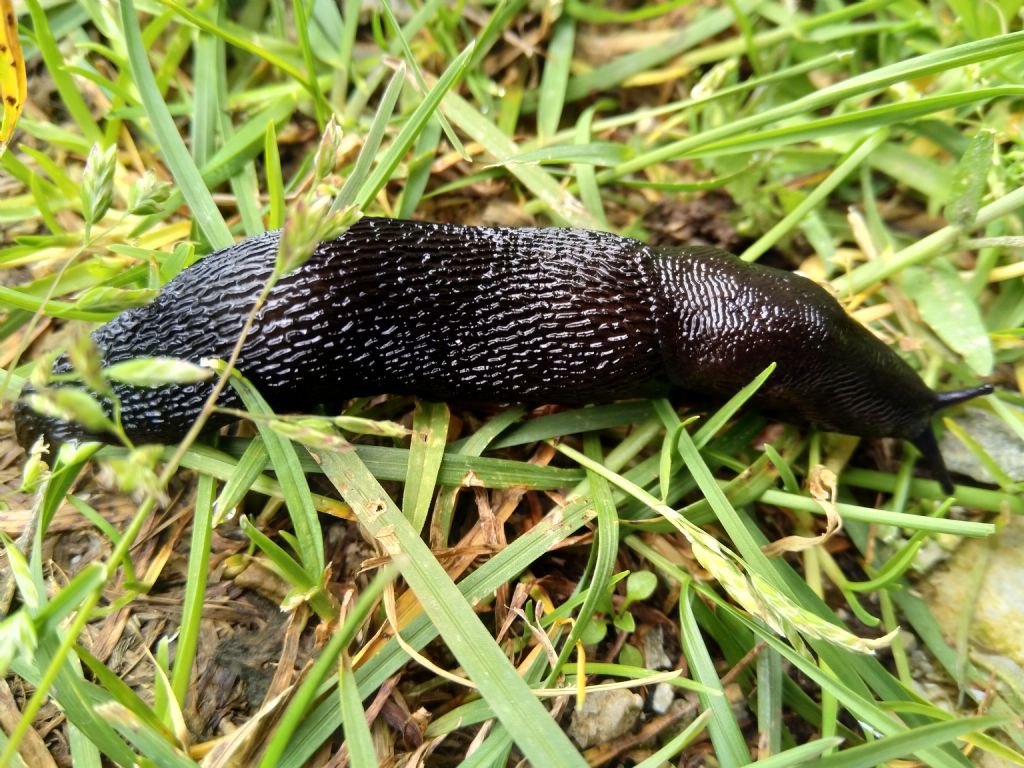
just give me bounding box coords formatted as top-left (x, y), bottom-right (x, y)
top-left (918, 516), bottom-right (1024, 667)
top-left (641, 625), bottom-right (673, 671)
top-left (568, 688), bottom-right (644, 748)
top-left (649, 682), bottom-right (675, 715)
top-left (939, 406), bottom-right (1024, 484)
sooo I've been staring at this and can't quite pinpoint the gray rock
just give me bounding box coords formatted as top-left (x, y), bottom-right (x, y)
top-left (918, 516), bottom-right (1024, 666)
top-left (641, 625), bottom-right (673, 671)
top-left (939, 407), bottom-right (1024, 484)
top-left (568, 688), bottom-right (644, 748)
top-left (649, 682), bottom-right (676, 715)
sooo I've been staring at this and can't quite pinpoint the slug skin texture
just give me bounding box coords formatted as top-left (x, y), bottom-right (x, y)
top-left (15, 217), bottom-right (992, 491)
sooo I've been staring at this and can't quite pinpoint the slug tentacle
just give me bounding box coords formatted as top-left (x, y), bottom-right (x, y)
top-left (13, 217), bottom-right (992, 492)
top-left (933, 385), bottom-right (994, 411)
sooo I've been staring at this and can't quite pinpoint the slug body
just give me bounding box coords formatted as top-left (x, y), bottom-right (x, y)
top-left (15, 217), bottom-right (989, 489)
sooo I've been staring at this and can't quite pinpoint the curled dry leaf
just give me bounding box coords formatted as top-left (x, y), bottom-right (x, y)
top-left (762, 465), bottom-right (842, 557)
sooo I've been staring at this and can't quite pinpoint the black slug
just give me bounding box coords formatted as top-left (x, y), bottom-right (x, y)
top-left (14, 217), bottom-right (991, 491)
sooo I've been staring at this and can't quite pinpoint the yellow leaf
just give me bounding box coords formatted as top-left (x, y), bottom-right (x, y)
top-left (0, 0), bottom-right (27, 151)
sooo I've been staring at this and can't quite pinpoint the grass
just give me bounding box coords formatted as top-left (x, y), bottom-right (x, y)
top-left (0, 1), bottom-right (1023, 766)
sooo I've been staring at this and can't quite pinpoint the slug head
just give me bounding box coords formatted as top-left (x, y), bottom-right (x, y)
top-left (647, 247), bottom-right (992, 492)
top-left (806, 318), bottom-right (993, 493)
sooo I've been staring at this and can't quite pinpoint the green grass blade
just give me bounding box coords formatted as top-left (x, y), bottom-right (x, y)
top-left (441, 90), bottom-right (596, 229)
top-left (155, 0), bottom-right (308, 83)
top-left (119, 0), bottom-right (232, 249)
top-left (537, 13), bottom-right (575, 140)
top-left (740, 129), bottom-right (889, 263)
top-left (212, 437), bottom-right (269, 523)
top-left (339, 654), bottom-right (377, 768)
top-left (674, 427), bottom-right (779, 580)
top-left (313, 441), bottom-right (589, 768)
top-left (501, 142), bottom-right (626, 166)
top-left (238, 516), bottom-right (313, 589)
top-left (170, 472), bottom-right (215, 704)
top-left (0, 285), bottom-right (117, 322)
top-left (545, 432), bottom-right (619, 678)
top-left (190, 6), bottom-right (219, 170)
top-left (489, 402), bottom-right (653, 449)
top-left (692, 87), bottom-right (1024, 160)
top-left (333, 0), bottom-right (360, 110)
top-left (691, 364), bottom-right (774, 448)
top-left (24, 0), bottom-right (102, 144)
top-left (756, 489), bottom-right (995, 536)
top-left (331, 64), bottom-right (406, 213)
top-left (744, 737), bottom-right (846, 768)
top-left (757, 646), bottom-right (784, 758)
top-left (93, 702), bottom-right (197, 767)
top-left (292, 0), bottom-right (329, 126)
top-left (811, 715), bottom-right (1005, 768)
top-left (264, 123), bottom-right (285, 229)
top-left (679, 589), bottom-right (750, 767)
top-left (574, 104), bottom-right (608, 228)
top-left (378, 0), bottom-right (464, 158)
top-left (396, 117), bottom-right (442, 219)
top-left (66, 721), bottom-right (101, 768)
top-left (401, 400), bottom-right (449, 534)
top-left (76, 645), bottom-right (177, 746)
top-left (225, 373), bottom-right (325, 576)
top-left (110, 440), bottom-right (581, 496)
top-left (257, 568), bottom-right (393, 768)
top-left (219, 113), bottom-right (264, 237)
top-left (33, 564), bottom-right (104, 635)
top-left (560, 2), bottom-right (745, 104)
top-left (198, 98), bottom-right (297, 190)
top-left (220, 439), bottom-right (586, 488)
top-left (632, 710), bottom-right (714, 768)
top-left (601, 32), bottom-right (1024, 182)
top-left (356, 41), bottom-right (476, 209)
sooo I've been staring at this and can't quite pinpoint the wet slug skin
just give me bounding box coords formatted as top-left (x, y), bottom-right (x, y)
top-left (15, 217), bottom-right (991, 492)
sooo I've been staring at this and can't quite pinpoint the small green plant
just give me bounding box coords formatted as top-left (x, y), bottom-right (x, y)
top-left (577, 569), bottom-right (659, 644)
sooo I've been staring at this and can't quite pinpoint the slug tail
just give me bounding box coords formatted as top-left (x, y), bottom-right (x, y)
top-left (911, 427), bottom-right (955, 495)
top-left (933, 384), bottom-right (993, 411)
